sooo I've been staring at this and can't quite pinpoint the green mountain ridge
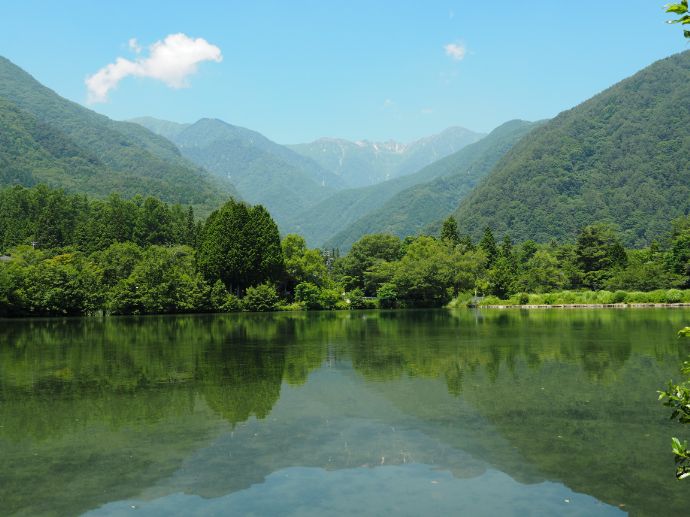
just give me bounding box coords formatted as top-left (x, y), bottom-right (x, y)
top-left (451, 50), bottom-right (690, 247)
top-left (323, 120), bottom-right (542, 251)
top-left (134, 117), bottom-right (347, 229)
top-left (0, 56), bottom-right (239, 211)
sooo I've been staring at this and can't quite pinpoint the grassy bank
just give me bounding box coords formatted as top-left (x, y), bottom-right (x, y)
top-left (449, 289), bottom-right (690, 308)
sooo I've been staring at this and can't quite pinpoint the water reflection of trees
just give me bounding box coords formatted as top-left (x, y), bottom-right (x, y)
top-left (0, 309), bottom-right (687, 516)
top-left (0, 310), bottom-right (685, 440)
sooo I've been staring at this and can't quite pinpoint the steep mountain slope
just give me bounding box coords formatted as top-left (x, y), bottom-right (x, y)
top-left (451, 50), bottom-right (690, 247)
top-left (286, 120), bottom-right (537, 247)
top-left (288, 126), bottom-right (485, 188)
top-left (0, 56), bottom-right (239, 209)
top-left (135, 117), bottom-right (346, 227)
top-left (323, 121), bottom-right (541, 250)
top-left (129, 116), bottom-right (189, 140)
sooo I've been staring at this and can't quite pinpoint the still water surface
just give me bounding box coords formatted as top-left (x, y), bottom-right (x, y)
top-left (1, 309), bottom-right (689, 516)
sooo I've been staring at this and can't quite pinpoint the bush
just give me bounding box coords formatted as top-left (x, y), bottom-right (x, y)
top-left (377, 283), bottom-right (399, 309)
top-left (319, 288), bottom-right (342, 310)
top-left (295, 282), bottom-right (322, 309)
top-left (517, 292), bottom-right (529, 305)
top-left (612, 290), bottom-right (627, 303)
top-left (666, 289), bottom-right (683, 304)
top-left (210, 280), bottom-right (241, 312)
top-left (277, 301), bottom-right (305, 311)
top-left (479, 295), bottom-right (502, 306)
top-left (242, 283), bottom-right (279, 312)
top-left (346, 288), bottom-right (370, 309)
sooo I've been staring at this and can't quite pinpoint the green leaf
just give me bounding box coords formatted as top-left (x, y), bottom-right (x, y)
top-left (667, 3), bottom-right (689, 15)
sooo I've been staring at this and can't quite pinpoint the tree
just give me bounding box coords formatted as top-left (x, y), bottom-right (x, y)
top-left (575, 224), bottom-right (627, 290)
top-left (282, 234), bottom-right (328, 290)
top-left (106, 245), bottom-right (208, 315)
top-left (516, 250), bottom-right (567, 293)
top-left (336, 234), bottom-right (402, 295)
top-left (133, 197), bottom-right (173, 246)
top-left (666, 1), bottom-right (690, 38)
top-left (197, 199), bottom-right (283, 294)
top-left (440, 216), bottom-right (460, 246)
top-left (479, 227), bottom-right (498, 266)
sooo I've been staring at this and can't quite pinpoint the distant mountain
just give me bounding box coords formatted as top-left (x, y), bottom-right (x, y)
top-left (288, 126), bottom-right (485, 188)
top-left (284, 121), bottom-right (537, 248)
top-left (134, 117), bottom-right (346, 228)
top-left (0, 56), bottom-right (239, 211)
top-left (129, 116), bottom-right (189, 140)
top-left (323, 120), bottom-right (542, 251)
top-left (451, 50), bottom-right (690, 247)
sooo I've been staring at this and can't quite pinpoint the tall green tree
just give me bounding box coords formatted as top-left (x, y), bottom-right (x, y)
top-left (440, 216), bottom-right (460, 246)
top-left (575, 224), bottom-right (627, 290)
top-left (479, 227), bottom-right (498, 266)
top-left (197, 199), bottom-right (282, 294)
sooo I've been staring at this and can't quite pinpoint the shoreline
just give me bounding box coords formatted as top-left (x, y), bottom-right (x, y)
top-left (475, 303), bottom-right (690, 309)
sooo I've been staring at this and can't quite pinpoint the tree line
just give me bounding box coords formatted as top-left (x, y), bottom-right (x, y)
top-left (3, 185), bottom-right (690, 316)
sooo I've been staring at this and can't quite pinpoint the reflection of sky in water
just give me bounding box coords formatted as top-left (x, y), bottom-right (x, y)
top-left (2, 310), bottom-right (686, 515)
top-left (85, 464), bottom-right (624, 517)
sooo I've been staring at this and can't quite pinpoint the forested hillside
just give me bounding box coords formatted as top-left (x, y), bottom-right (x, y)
top-left (288, 126), bottom-right (484, 187)
top-left (287, 120), bottom-right (538, 247)
top-left (324, 120), bottom-right (541, 251)
top-left (0, 57), bottom-right (239, 210)
top-left (451, 50), bottom-right (690, 246)
top-left (135, 117), bottom-right (345, 228)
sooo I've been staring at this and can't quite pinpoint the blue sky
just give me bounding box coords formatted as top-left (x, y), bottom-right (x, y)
top-left (0, 1), bottom-right (686, 143)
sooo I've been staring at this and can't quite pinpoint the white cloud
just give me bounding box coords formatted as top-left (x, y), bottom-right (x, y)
top-left (86, 33), bottom-right (222, 103)
top-left (128, 38), bottom-right (141, 54)
top-left (444, 42), bottom-right (466, 61)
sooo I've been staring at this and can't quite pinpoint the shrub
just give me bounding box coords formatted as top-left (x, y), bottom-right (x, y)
top-left (612, 290), bottom-right (627, 303)
top-left (377, 283), bottom-right (398, 309)
top-left (242, 283), bottom-right (279, 312)
top-left (666, 289), bottom-right (683, 303)
top-left (319, 288), bottom-right (342, 310)
top-left (210, 280), bottom-right (241, 312)
top-left (517, 292), bottom-right (529, 305)
top-left (295, 282), bottom-right (322, 309)
top-left (277, 301), bottom-right (305, 311)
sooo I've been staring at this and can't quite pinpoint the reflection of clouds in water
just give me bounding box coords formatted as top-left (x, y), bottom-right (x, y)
top-left (86, 465), bottom-right (623, 517)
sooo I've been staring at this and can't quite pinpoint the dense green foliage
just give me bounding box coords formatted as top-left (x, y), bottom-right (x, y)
top-left (288, 120), bottom-right (537, 248)
top-left (0, 185), bottom-right (284, 315)
top-left (451, 51), bottom-right (690, 247)
top-left (7, 181), bottom-right (690, 316)
top-left (0, 56), bottom-right (239, 211)
top-left (197, 199), bottom-right (283, 294)
top-left (322, 120), bottom-right (542, 251)
top-left (659, 345), bottom-right (690, 480)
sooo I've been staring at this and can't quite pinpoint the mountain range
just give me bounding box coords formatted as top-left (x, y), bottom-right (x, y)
top-left (322, 120), bottom-right (543, 250)
top-left (288, 127), bottom-right (485, 188)
top-left (2, 50), bottom-right (689, 250)
top-left (133, 117), bottom-right (485, 233)
top-left (0, 56), bottom-right (238, 212)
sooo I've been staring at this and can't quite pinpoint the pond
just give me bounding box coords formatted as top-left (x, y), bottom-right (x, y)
top-left (1, 309), bottom-right (689, 516)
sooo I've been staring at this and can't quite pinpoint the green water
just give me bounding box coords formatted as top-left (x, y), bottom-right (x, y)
top-left (1, 309), bottom-right (689, 516)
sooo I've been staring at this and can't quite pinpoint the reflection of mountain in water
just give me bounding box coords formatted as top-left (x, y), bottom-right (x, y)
top-left (0, 310), bottom-right (687, 515)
